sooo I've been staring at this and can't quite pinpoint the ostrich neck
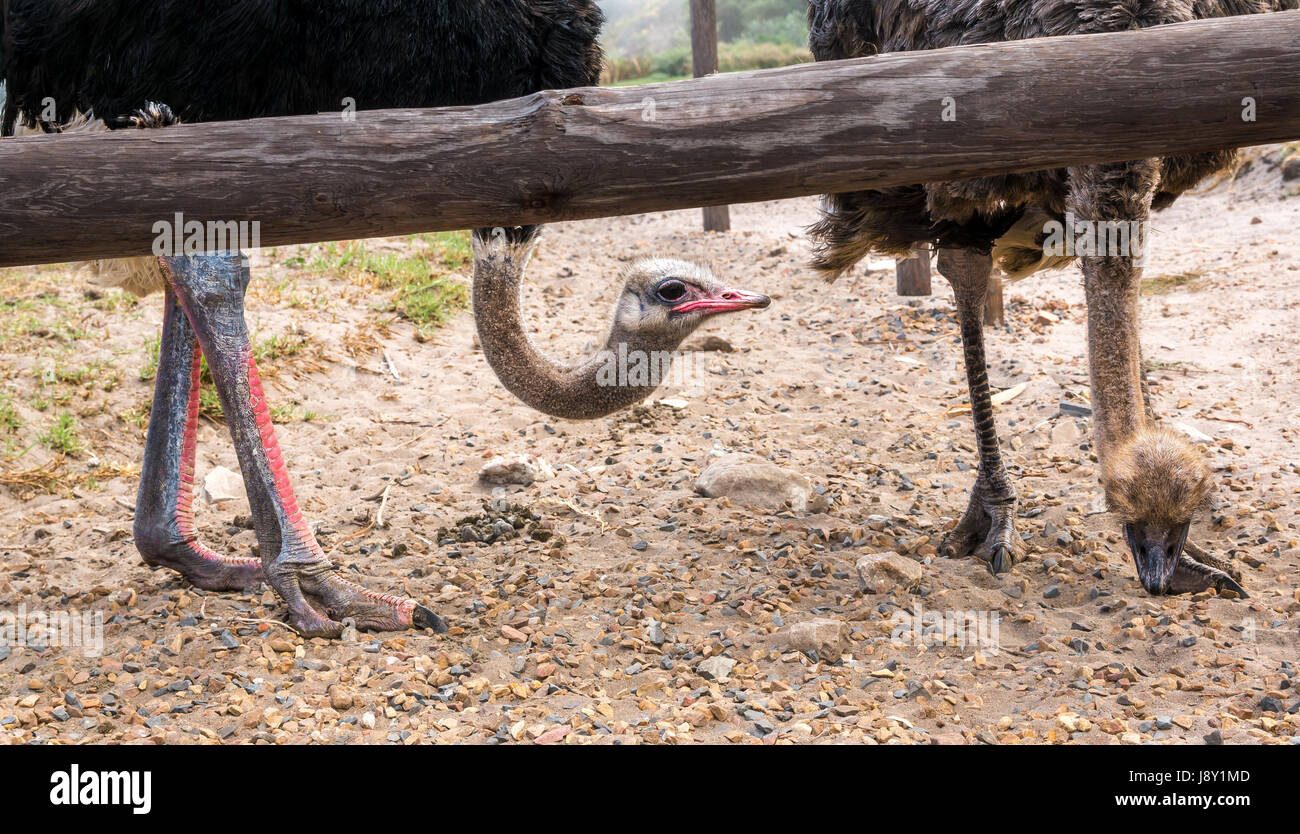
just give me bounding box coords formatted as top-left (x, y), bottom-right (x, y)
top-left (1082, 257), bottom-right (1148, 465)
top-left (1071, 160), bottom-right (1160, 469)
top-left (473, 256), bottom-right (680, 420)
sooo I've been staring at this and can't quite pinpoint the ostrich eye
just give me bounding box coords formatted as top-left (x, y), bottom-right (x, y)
top-left (655, 279), bottom-right (688, 303)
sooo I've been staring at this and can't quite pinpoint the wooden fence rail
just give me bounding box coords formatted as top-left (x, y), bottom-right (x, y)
top-left (0, 12), bottom-right (1298, 269)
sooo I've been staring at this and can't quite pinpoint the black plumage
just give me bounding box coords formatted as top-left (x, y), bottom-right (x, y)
top-left (2, 0), bottom-right (604, 134)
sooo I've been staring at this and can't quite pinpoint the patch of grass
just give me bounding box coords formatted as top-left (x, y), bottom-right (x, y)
top-left (254, 332), bottom-right (310, 363)
top-left (270, 403), bottom-right (325, 423)
top-left (0, 393), bottom-right (22, 433)
top-left (40, 359), bottom-right (123, 393)
top-left (313, 235), bottom-right (471, 341)
top-left (1142, 270), bottom-right (1204, 295)
top-left (139, 335), bottom-right (161, 381)
top-left (2, 311), bottom-right (88, 346)
top-left (39, 412), bottom-right (83, 456)
top-left (609, 72), bottom-right (690, 86)
top-left (393, 278), bottom-right (470, 342)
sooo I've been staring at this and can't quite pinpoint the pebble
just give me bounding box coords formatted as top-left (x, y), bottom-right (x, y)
top-left (328, 685), bottom-right (353, 711)
top-left (788, 618), bottom-right (850, 660)
top-left (478, 453), bottom-right (554, 486)
top-left (697, 657), bottom-right (736, 681)
top-left (694, 453), bottom-right (823, 513)
top-left (856, 552), bottom-right (923, 594)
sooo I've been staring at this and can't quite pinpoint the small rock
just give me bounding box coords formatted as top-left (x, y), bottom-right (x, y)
top-left (1259, 696), bottom-right (1283, 713)
top-left (360, 712), bottom-right (376, 730)
top-left (1282, 155), bottom-right (1300, 181)
top-left (535, 726), bottom-right (571, 745)
top-left (478, 454), bottom-right (554, 486)
top-left (856, 552), bottom-right (923, 594)
top-left (328, 685), bottom-right (353, 711)
top-left (200, 466), bottom-right (247, 505)
top-left (685, 335), bottom-right (734, 353)
top-left (697, 656), bottom-right (736, 681)
top-left (1059, 401), bottom-right (1092, 418)
top-left (695, 453), bottom-right (823, 514)
top-left (1172, 422), bottom-right (1214, 444)
top-left (789, 618), bottom-right (850, 659)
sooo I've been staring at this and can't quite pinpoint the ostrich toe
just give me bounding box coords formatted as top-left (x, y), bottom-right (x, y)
top-left (941, 480), bottom-right (1024, 575)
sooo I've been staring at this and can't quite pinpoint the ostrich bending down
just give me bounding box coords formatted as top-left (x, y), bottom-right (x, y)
top-left (472, 226), bottom-right (770, 419)
top-left (804, 0), bottom-right (1277, 596)
top-left (0, 0), bottom-right (610, 636)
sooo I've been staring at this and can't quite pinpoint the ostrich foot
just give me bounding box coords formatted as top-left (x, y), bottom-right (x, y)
top-left (267, 561), bottom-right (445, 637)
top-left (138, 541), bottom-right (263, 592)
top-left (941, 480), bottom-right (1023, 575)
top-left (1167, 542), bottom-right (1247, 598)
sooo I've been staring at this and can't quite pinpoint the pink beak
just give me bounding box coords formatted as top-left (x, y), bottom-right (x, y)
top-left (672, 287), bottom-right (771, 315)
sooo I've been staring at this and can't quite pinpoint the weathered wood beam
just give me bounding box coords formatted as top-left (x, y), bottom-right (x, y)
top-left (1, 12), bottom-right (1298, 268)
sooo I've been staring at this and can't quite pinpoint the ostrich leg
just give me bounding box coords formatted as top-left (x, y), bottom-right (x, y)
top-left (160, 253), bottom-right (445, 636)
top-left (936, 248), bottom-right (1023, 574)
top-left (134, 285), bottom-right (263, 590)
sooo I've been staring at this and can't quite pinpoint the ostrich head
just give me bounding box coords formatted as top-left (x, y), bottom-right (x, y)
top-left (471, 227), bottom-right (769, 420)
top-left (607, 258), bottom-right (771, 351)
top-left (1103, 428), bottom-right (1213, 594)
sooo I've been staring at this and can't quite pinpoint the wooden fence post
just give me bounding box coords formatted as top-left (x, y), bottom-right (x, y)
top-left (691, 0), bottom-right (731, 233)
top-left (984, 269), bottom-right (1005, 326)
top-left (895, 244), bottom-right (931, 296)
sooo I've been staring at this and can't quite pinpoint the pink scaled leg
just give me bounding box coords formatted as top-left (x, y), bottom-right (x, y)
top-left (134, 285), bottom-right (262, 590)
top-left (161, 253), bottom-right (444, 637)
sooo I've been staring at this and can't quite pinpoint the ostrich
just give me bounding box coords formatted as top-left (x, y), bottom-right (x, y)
top-left (472, 225), bottom-right (771, 419)
top-left (803, 0), bottom-right (1276, 596)
top-left (0, 0), bottom-right (610, 637)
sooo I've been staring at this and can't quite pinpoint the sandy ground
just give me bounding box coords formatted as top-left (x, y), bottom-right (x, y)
top-left (0, 149), bottom-right (1297, 745)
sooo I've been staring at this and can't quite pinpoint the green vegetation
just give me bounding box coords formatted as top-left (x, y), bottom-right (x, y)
top-left (311, 232), bottom-right (471, 342)
top-left (0, 392), bottom-right (22, 433)
top-left (138, 335), bottom-right (162, 381)
top-left (599, 0), bottom-right (811, 85)
top-left (39, 412), bottom-right (83, 456)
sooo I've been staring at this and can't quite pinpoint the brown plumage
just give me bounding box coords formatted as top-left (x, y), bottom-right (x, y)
top-left (805, 0), bottom-right (1273, 595)
top-left (806, 1), bottom-right (1281, 281)
top-left (1103, 429), bottom-right (1214, 527)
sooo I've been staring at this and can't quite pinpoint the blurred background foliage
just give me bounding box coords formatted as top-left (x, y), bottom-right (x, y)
top-left (598, 0), bottom-right (812, 85)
